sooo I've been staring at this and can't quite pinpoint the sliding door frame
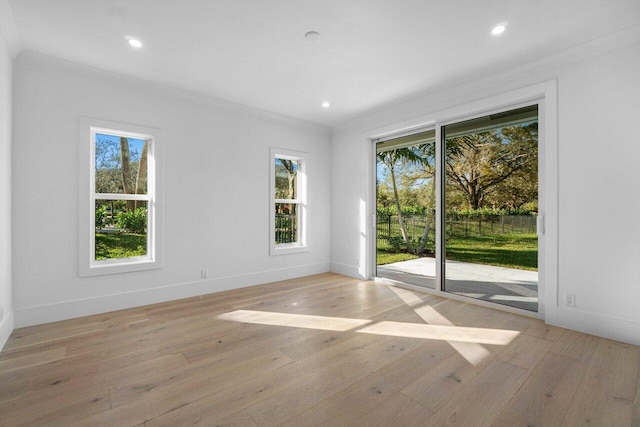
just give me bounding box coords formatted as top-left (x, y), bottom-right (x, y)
top-left (369, 81), bottom-right (558, 322)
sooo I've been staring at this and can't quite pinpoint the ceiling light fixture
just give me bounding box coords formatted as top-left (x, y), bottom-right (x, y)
top-left (491, 24), bottom-right (506, 36)
top-left (128, 38), bottom-right (143, 48)
top-left (305, 31), bottom-right (321, 42)
top-left (322, 101), bottom-right (330, 108)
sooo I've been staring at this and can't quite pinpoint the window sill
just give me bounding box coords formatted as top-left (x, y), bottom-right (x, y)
top-left (270, 244), bottom-right (309, 256)
top-left (80, 257), bottom-right (162, 277)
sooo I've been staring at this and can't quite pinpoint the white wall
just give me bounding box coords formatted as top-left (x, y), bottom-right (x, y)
top-left (331, 36), bottom-right (640, 345)
top-left (0, 30), bottom-right (13, 349)
top-left (12, 52), bottom-right (331, 327)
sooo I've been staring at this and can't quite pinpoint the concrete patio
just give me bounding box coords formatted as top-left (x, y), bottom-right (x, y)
top-left (377, 257), bottom-right (538, 312)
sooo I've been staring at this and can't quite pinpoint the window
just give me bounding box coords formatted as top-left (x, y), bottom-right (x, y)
top-left (79, 118), bottom-right (162, 276)
top-left (270, 148), bottom-right (307, 255)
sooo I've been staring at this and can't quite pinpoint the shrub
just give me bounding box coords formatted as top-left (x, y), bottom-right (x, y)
top-left (387, 236), bottom-right (405, 252)
top-left (95, 205), bottom-right (109, 229)
top-left (117, 207), bottom-right (147, 233)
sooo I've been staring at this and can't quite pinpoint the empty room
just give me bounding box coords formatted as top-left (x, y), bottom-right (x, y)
top-left (1, 1), bottom-right (639, 425)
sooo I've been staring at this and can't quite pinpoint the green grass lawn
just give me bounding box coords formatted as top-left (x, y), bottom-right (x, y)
top-left (95, 232), bottom-right (147, 260)
top-left (377, 233), bottom-right (537, 271)
top-left (377, 251), bottom-right (419, 265)
top-left (376, 235), bottom-right (428, 266)
top-left (446, 234), bottom-right (537, 270)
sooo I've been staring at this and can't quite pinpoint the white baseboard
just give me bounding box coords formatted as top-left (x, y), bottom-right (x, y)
top-left (14, 262), bottom-right (331, 328)
top-left (330, 262), bottom-right (364, 279)
top-left (0, 310), bottom-right (14, 351)
top-left (551, 306), bottom-right (640, 346)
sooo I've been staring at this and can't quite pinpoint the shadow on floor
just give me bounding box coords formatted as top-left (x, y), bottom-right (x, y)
top-left (376, 257), bottom-right (538, 312)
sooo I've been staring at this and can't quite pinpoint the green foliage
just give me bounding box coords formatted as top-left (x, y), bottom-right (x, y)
top-left (387, 236), bottom-right (406, 252)
top-left (95, 135), bottom-right (148, 194)
top-left (275, 158), bottom-right (298, 199)
top-left (95, 205), bottom-right (109, 229)
top-left (374, 117), bottom-right (539, 271)
top-left (377, 205), bottom-right (431, 216)
top-left (445, 122), bottom-right (538, 210)
top-left (377, 122), bottom-right (538, 213)
top-left (116, 207), bottom-right (147, 233)
top-left (447, 207), bottom-right (536, 218)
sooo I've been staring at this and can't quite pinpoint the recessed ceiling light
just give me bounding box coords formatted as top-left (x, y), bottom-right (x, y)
top-left (491, 24), bottom-right (506, 36)
top-left (305, 31), bottom-right (321, 42)
top-left (322, 101), bottom-right (330, 108)
top-left (128, 38), bottom-right (143, 48)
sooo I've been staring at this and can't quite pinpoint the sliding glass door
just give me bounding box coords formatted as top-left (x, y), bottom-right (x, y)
top-left (442, 106), bottom-right (539, 311)
top-left (375, 105), bottom-right (540, 312)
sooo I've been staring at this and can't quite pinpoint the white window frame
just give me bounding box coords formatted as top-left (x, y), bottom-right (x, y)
top-left (270, 147), bottom-right (308, 256)
top-left (79, 118), bottom-right (163, 276)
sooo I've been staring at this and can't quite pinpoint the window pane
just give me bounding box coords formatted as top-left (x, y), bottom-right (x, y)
top-left (95, 134), bottom-right (149, 195)
top-left (375, 129), bottom-right (437, 289)
top-left (95, 200), bottom-right (148, 260)
top-left (275, 203), bottom-right (298, 244)
top-left (275, 158), bottom-right (298, 200)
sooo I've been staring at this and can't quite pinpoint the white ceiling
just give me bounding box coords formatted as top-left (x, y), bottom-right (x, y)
top-left (4, 0), bottom-right (640, 127)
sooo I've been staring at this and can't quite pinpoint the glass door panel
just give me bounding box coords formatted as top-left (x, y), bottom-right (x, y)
top-left (376, 129), bottom-right (437, 289)
top-left (443, 105), bottom-right (539, 311)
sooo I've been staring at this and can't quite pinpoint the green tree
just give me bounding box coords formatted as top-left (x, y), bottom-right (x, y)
top-left (484, 124), bottom-right (538, 210)
top-left (95, 137), bottom-right (122, 193)
top-left (377, 147), bottom-right (422, 253)
top-left (95, 135), bottom-right (147, 223)
top-left (408, 142), bottom-right (436, 255)
top-left (275, 159), bottom-right (298, 199)
top-left (445, 122), bottom-right (537, 210)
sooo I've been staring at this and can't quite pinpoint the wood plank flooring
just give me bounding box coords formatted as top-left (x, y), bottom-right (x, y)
top-left (1, 272), bottom-right (639, 426)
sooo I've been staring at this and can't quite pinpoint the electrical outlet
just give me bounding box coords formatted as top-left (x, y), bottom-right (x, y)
top-left (565, 293), bottom-right (575, 307)
top-left (201, 268), bottom-right (208, 279)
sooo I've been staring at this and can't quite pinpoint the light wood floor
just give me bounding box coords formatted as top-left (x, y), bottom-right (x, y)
top-left (1, 273), bottom-right (639, 426)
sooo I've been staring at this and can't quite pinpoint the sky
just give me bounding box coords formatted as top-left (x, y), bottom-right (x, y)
top-left (95, 133), bottom-right (147, 169)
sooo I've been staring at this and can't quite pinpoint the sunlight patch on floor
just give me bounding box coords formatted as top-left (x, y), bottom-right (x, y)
top-left (389, 285), bottom-right (424, 307)
top-left (413, 304), bottom-right (494, 365)
top-left (448, 341), bottom-right (492, 365)
top-left (390, 286), bottom-right (506, 365)
top-left (216, 310), bottom-right (372, 331)
top-left (216, 308), bottom-right (519, 350)
top-left (357, 321), bottom-right (519, 345)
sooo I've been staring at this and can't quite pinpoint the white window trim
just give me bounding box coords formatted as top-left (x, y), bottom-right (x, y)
top-left (79, 118), bottom-right (163, 276)
top-left (270, 147), bottom-right (308, 256)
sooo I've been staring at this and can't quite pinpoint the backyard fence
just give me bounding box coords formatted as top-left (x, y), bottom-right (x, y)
top-left (377, 213), bottom-right (536, 242)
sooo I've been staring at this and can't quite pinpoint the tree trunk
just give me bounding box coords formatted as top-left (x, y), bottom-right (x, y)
top-left (389, 165), bottom-right (414, 254)
top-left (119, 137), bottom-right (135, 211)
top-left (287, 174), bottom-right (295, 200)
top-left (416, 178), bottom-right (436, 255)
top-left (281, 159), bottom-right (297, 199)
top-left (415, 218), bottom-right (430, 255)
top-left (134, 140), bottom-right (148, 209)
